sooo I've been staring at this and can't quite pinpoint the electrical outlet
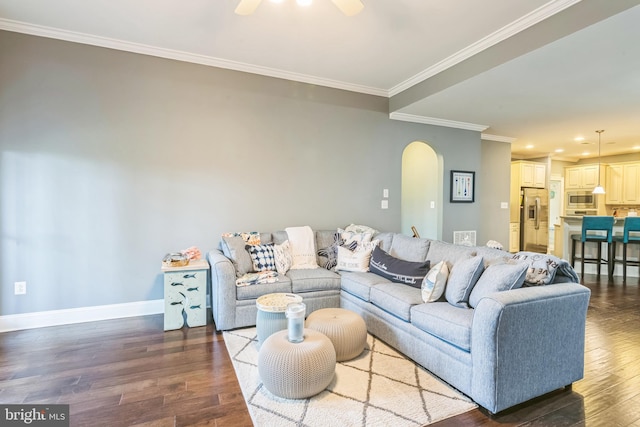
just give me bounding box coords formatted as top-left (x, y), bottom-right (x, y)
top-left (383, 189), bottom-right (389, 198)
top-left (15, 281), bottom-right (26, 295)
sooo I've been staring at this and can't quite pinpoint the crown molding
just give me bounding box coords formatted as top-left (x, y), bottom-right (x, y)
top-left (481, 133), bottom-right (516, 143)
top-left (0, 18), bottom-right (388, 97)
top-left (388, 0), bottom-right (583, 96)
top-left (390, 112), bottom-right (488, 132)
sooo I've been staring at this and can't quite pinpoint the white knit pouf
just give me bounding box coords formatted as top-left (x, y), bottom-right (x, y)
top-left (258, 329), bottom-right (336, 399)
top-left (306, 308), bottom-right (367, 361)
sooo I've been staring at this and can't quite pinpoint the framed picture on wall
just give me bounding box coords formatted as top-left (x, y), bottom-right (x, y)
top-left (450, 170), bottom-right (475, 203)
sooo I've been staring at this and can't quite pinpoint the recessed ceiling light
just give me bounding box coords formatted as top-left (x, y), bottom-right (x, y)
top-left (574, 136), bottom-right (585, 141)
top-left (633, 145), bottom-right (640, 150)
top-left (555, 148), bottom-right (564, 153)
top-left (582, 151), bottom-right (590, 156)
top-left (525, 144), bottom-right (534, 149)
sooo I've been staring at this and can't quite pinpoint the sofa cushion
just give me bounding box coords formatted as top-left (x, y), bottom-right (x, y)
top-left (340, 272), bottom-right (390, 302)
top-left (369, 246), bottom-right (430, 288)
top-left (426, 240), bottom-right (476, 268)
top-left (220, 236), bottom-right (254, 277)
top-left (410, 302), bottom-right (474, 352)
top-left (468, 262), bottom-right (528, 308)
top-left (236, 276), bottom-right (293, 300)
top-left (370, 283), bottom-right (424, 322)
top-left (286, 268), bottom-right (341, 293)
top-left (446, 256), bottom-right (484, 308)
top-left (372, 232), bottom-right (395, 252)
top-left (389, 234), bottom-right (430, 262)
top-left (421, 261), bottom-right (449, 302)
top-left (474, 245), bottom-right (513, 266)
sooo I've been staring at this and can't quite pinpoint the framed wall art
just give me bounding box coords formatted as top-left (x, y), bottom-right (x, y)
top-left (450, 170), bottom-right (475, 203)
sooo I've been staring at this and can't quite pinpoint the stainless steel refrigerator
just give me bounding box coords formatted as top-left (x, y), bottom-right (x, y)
top-left (520, 188), bottom-right (549, 253)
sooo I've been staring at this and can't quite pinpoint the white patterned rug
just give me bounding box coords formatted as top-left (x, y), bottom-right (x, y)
top-left (223, 327), bottom-right (476, 426)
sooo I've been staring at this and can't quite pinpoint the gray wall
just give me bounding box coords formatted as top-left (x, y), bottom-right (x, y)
top-left (0, 31), bottom-right (509, 315)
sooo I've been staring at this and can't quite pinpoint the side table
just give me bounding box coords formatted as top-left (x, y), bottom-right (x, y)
top-left (161, 258), bottom-right (209, 331)
top-left (256, 293), bottom-right (303, 345)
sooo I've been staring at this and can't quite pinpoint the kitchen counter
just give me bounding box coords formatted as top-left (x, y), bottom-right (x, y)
top-left (559, 216), bottom-right (638, 278)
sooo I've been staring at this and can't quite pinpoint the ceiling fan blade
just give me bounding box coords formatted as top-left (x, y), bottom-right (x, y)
top-left (331, 0), bottom-right (364, 16)
top-left (235, 0), bottom-right (262, 15)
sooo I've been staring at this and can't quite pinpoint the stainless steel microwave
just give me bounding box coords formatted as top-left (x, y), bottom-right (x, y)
top-left (566, 191), bottom-right (597, 210)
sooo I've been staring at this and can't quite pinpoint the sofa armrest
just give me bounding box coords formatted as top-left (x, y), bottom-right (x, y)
top-left (207, 249), bottom-right (238, 331)
top-left (471, 283), bottom-right (590, 413)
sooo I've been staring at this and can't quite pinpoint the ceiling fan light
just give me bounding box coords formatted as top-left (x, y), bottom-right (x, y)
top-left (235, 0), bottom-right (263, 15)
top-left (331, 0), bottom-right (364, 16)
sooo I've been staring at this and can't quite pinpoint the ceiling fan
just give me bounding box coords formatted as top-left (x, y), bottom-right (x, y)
top-left (235, 0), bottom-right (364, 16)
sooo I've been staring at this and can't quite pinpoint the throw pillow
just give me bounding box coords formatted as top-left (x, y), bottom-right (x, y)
top-left (220, 235), bottom-right (255, 277)
top-left (336, 245), bottom-right (373, 273)
top-left (221, 231), bottom-right (261, 245)
top-left (445, 256), bottom-right (484, 308)
top-left (246, 243), bottom-right (276, 272)
top-left (338, 228), bottom-right (373, 248)
top-left (369, 246), bottom-right (430, 288)
top-left (273, 240), bottom-right (293, 275)
top-left (421, 261), bottom-right (449, 302)
top-left (468, 263), bottom-right (528, 308)
top-left (317, 231), bottom-right (358, 270)
top-left (344, 224), bottom-right (377, 235)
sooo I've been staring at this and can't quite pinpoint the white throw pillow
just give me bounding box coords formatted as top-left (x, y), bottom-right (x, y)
top-left (336, 246), bottom-right (373, 272)
top-left (273, 240), bottom-right (293, 275)
top-left (338, 228), bottom-right (373, 248)
top-left (421, 261), bottom-right (449, 302)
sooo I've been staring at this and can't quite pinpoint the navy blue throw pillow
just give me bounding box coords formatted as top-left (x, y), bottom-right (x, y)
top-left (369, 246), bottom-right (430, 288)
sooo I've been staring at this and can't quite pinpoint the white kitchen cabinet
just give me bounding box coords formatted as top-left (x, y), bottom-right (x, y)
top-left (512, 161), bottom-right (545, 188)
top-left (604, 162), bottom-right (640, 205)
top-left (565, 165), bottom-right (600, 190)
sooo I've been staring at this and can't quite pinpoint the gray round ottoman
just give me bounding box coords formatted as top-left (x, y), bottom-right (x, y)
top-left (306, 308), bottom-right (367, 361)
top-left (258, 329), bottom-right (336, 399)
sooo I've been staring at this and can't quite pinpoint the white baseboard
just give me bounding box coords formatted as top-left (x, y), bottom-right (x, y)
top-left (0, 299), bottom-right (165, 333)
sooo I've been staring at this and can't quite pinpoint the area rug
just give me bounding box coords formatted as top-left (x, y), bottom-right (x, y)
top-left (223, 327), bottom-right (476, 426)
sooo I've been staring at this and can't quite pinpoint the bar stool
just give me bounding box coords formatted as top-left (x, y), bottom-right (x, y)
top-left (571, 216), bottom-right (615, 280)
top-left (612, 216), bottom-right (640, 282)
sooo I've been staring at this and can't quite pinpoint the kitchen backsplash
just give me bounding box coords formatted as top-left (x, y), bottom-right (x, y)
top-left (608, 206), bottom-right (640, 217)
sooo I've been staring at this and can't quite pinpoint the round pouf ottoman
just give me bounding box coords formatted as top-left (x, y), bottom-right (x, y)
top-left (306, 308), bottom-right (367, 361)
top-left (258, 329), bottom-right (336, 399)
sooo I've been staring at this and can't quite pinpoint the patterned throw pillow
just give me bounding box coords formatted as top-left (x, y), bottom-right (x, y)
top-left (273, 240), bottom-right (293, 275)
top-left (246, 244), bottom-right (277, 272)
top-left (338, 228), bottom-right (373, 248)
top-left (222, 231), bottom-right (261, 245)
top-left (421, 261), bottom-right (449, 302)
top-left (317, 231), bottom-right (358, 270)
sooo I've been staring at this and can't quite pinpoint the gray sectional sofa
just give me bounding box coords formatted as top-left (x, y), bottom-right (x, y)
top-left (207, 230), bottom-right (590, 414)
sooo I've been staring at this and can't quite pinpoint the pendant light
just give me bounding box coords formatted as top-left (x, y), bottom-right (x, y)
top-left (592, 129), bottom-right (605, 194)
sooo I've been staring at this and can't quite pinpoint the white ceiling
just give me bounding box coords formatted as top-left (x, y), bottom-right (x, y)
top-left (1, 0), bottom-right (639, 161)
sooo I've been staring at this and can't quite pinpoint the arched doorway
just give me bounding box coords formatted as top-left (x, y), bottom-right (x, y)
top-left (401, 141), bottom-right (442, 239)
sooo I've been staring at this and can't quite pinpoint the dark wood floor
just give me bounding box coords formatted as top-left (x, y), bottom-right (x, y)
top-left (1, 274), bottom-right (639, 426)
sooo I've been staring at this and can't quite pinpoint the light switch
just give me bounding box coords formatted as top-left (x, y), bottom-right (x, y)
top-left (381, 200), bottom-right (388, 209)
top-left (430, 201), bottom-right (435, 209)
top-left (383, 189), bottom-right (389, 198)
top-left (501, 202), bottom-right (509, 209)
